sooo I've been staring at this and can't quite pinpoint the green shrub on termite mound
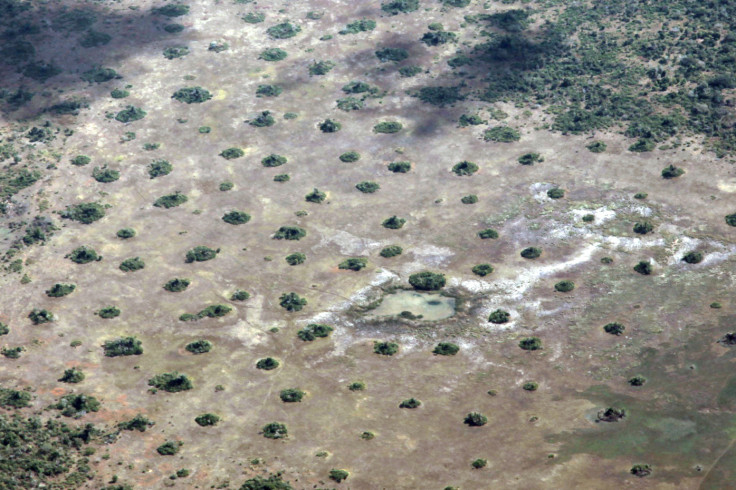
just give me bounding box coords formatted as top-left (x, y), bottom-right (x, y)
top-left (409, 271), bottom-right (446, 290)
top-left (29, 309), bottom-right (54, 324)
top-left (220, 147), bottom-right (244, 159)
top-left (305, 188), bottom-right (326, 203)
top-left (433, 342), bottom-right (459, 356)
top-left (634, 260), bottom-right (652, 275)
top-left (148, 160), bottom-right (172, 179)
top-left (115, 106), bottom-right (146, 123)
top-left (399, 398), bottom-right (421, 409)
top-left (110, 88), bottom-right (129, 99)
top-left (96, 306), bottom-right (120, 319)
top-left (195, 413), bottom-right (220, 426)
top-left (103, 336), bottom-right (142, 357)
top-left (222, 211), bottom-right (251, 225)
top-left (262, 422), bottom-right (288, 439)
top-left (262, 154), bottom-right (287, 167)
top-left (461, 194), bottom-right (478, 204)
top-left (519, 337), bottom-right (542, 351)
top-left (661, 164), bottom-right (684, 179)
top-left (381, 0), bottom-right (419, 14)
top-left (279, 292), bottom-right (307, 311)
top-left (375, 47), bottom-right (409, 62)
top-left (319, 119), bottom-right (341, 133)
top-left (66, 246), bottom-right (100, 264)
top-left (374, 121), bottom-right (403, 133)
top-left (180, 304), bottom-right (232, 321)
top-left (340, 19), bottom-right (376, 34)
top-left (554, 280), bottom-right (575, 292)
top-left (682, 251), bottom-right (704, 264)
top-left (521, 247), bottom-right (542, 259)
top-left (340, 151), bottom-right (360, 162)
top-left (382, 216), bottom-right (405, 229)
top-left (604, 322), bottom-right (625, 336)
top-left (0, 388), bottom-right (31, 408)
top-left (153, 4), bottom-right (190, 17)
top-left (231, 290), bottom-right (250, 301)
top-left (267, 22), bottom-right (300, 39)
top-left (240, 475), bottom-right (293, 490)
top-left (452, 160), bottom-right (478, 176)
top-left (156, 441), bottom-right (182, 455)
top-left (279, 389), bottom-right (305, 403)
top-left (54, 394), bottom-right (100, 417)
top-left (380, 245), bottom-right (403, 257)
top-left (339, 257), bottom-right (367, 271)
top-left (297, 323), bottom-right (333, 341)
top-left (172, 87), bottom-right (211, 104)
top-left (329, 469), bottom-right (350, 483)
top-left (186, 340), bottom-right (212, 354)
top-left (586, 141), bottom-right (607, 153)
top-left (117, 228), bottom-right (136, 239)
top-left (92, 166), bottom-right (119, 183)
top-left (185, 246), bottom-right (218, 262)
top-left (633, 221), bottom-right (654, 234)
top-left (274, 226), bottom-right (306, 240)
top-left (61, 203), bottom-right (105, 224)
top-left (356, 181), bottom-right (380, 193)
top-left (484, 126), bottom-right (520, 142)
top-left (148, 372), bottom-right (192, 392)
top-left (71, 155), bottom-right (91, 166)
top-left (309, 60), bottom-right (335, 76)
top-left (163, 46), bottom-right (189, 59)
top-left (59, 368), bottom-right (85, 383)
top-left (518, 152), bottom-right (543, 165)
top-left (488, 309), bottom-right (510, 324)
top-left (374, 341), bottom-right (398, 356)
top-left (257, 358), bottom-right (280, 371)
top-left (464, 412), bottom-right (487, 426)
top-left (119, 414), bottom-right (155, 432)
top-left (285, 253), bottom-right (306, 265)
top-left (259, 48), bottom-right (287, 61)
top-left (388, 161), bottom-right (411, 173)
top-left (46, 283), bottom-right (75, 297)
top-left (154, 191), bottom-right (188, 208)
top-left (81, 67), bottom-right (121, 83)
top-left (478, 229), bottom-right (498, 239)
top-left (119, 257), bottom-right (145, 272)
top-left (472, 264), bottom-right (493, 276)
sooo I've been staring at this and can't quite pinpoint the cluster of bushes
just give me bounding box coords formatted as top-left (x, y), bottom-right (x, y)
top-left (256, 357), bottom-right (280, 370)
top-left (222, 211), bottom-right (251, 225)
top-left (375, 47), bottom-right (409, 62)
top-left (92, 166), bottom-right (119, 183)
top-left (374, 341), bottom-right (398, 356)
top-left (285, 253), bottom-right (306, 266)
top-left (305, 188), bottom-right (326, 203)
top-left (148, 372), bottom-right (193, 392)
top-left (339, 257), bottom-right (367, 271)
top-left (409, 271), bottom-right (446, 290)
top-left (164, 278), bottom-right (190, 292)
top-left (185, 246), bottom-right (219, 262)
top-left (472, 264), bottom-right (493, 277)
top-left (340, 151), bottom-right (360, 162)
top-left (309, 61), bottom-right (335, 76)
top-left (156, 441), bottom-right (182, 455)
top-left (231, 290), bottom-right (250, 301)
top-left (267, 22), bottom-right (300, 39)
top-left (119, 257), bottom-right (145, 272)
top-left (374, 121), bottom-right (403, 133)
top-left (117, 228), bottom-right (136, 239)
top-left (66, 246), bottom-right (100, 264)
top-left (340, 19), bottom-right (375, 34)
top-left (262, 422), bottom-right (288, 439)
top-left (195, 413), bottom-right (220, 426)
top-left (388, 161), bottom-right (411, 173)
top-left (484, 126), bottom-right (520, 142)
top-left (488, 309), bottom-right (510, 324)
top-left (185, 340), bottom-right (212, 354)
top-left (103, 336), bottom-right (143, 357)
top-left (96, 306), bottom-right (120, 318)
top-left (119, 414), bottom-right (155, 432)
top-left (433, 342), bottom-right (459, 356)
top-left (28, 308), bottom-right (53, 324)
top-left (220, 148), bottom-right (244, 159)
top-left (356, 181), bottom-right (380, 193)
top-left (46, 283), bottom-right (75, 297)
top-left (399, 398), bottom-right (421, 409)
top-left (259, 48), bottom-right (287, 61)
top-left (279, 292), bottom-right (307, 311)
top-left (154, 191), bottom-right (188, 208)
top-left (115, 106), bottom-right (146, 123)
top-left (519, 337), bottom-right (542, 351)
top-left (54, 394), bottom-right (100, 418)
top-left (274, 226), bottom-right (306, 240)
top-left (521, 247), bottom-right (542, 259)
top-left (59, 368), bottom-right (85, 384)
top-left (180, 304), bottom-right (232, 321)
top-left (163, 46), bottom-right (189, 59)
top-left (297, 323), bottom-right (333, 341)
top-left (382, 216), bottom-right (406, 229)
top-left (61, 203), bottom-right (105, 224)
top-left (319, 119), bottom-right (341, 133)
top-left (380, 245), bottom-right (402, 257)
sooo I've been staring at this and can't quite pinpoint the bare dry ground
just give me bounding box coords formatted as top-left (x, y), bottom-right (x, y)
top-left (2, 0), bottom-right (736, 489)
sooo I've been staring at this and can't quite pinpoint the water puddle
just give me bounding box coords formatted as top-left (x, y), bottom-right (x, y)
top-left (369, 290), bottom-right (456, 321)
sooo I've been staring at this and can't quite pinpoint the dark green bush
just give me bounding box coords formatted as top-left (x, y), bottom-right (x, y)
top-left (274, 226), bottom-right (306, 240)
top-left (59, 368), bottom-right (85, 384)
top-left (340, 151), bottom-right (360, 162)
top-left (319, 119), bottom-right (341, 133)
top-left (409, 271), bottom-right (446, 290)
top-left (628, 376), bottom-right (646, 387)
top-left (71, 155), bottom-right (91, 166)
top-left (459, 114), bottom-right (485, 126)
top-left (185, 246), bottom-right (218, 263)
top-left (547, 188), bottom-right (565, 199)
top-left (103, 337), bottom-right (143, 357)
top-left (240, 475), bottom-right (293, 490)
top-left (119, 257), bottom-right (145, 272)
top-left (472, 459), bottom-right (487, 469)
top-left (586, 141), bottom-right (607, 153)
top-left (0, 323), bottom-right (8, 336)
top-left (220, 181), bottom-right (234, 191)
top-left (633, 221), bottom-right (654, 234)
top-left (92, 166), bottom-right (119, 183)
top-left (279, 292), bottom-right (307, 311)
top-left (329, 469), bottom-right (349, 483)
top-left (231, 290), bottom-right (250, 301)
top-left (29, 309), bottom-right (53, 324)
top-left (148, 372), bottom-right (193, 392)
top-left (243, 12), bottom-right (265, 23)
top-left (374, 121), bottom-right (403, 133)
top-left (375, 47), bottom-right (409, 62)
top-left (726, 213), bottom-right (736, 227)
top-left (604, 322), bottom-right (625, 336)
top-left (118, 414), bottom-right (155, 432)
top-left (488, 309), bottom-right (510, 324)
top-left (421, 30), bottom-right (457, 46)
top-left (297, 323), bottom-right (333, 341)
top-left (1, 347), bottom-right (24, 359)
top-left (682, 251), bottom-right (703, 264)
top-left (399, 65), bottom-right (422, 77)
top-left (222, 211), bottom-right (251, 225)
top-left (148, 159), bottom-right (172, 179)
top-left (417, 86), bottom-right (466, 106)
top-left (186, 304), bottom-right (232, 320)
top-left (156, 441), bottom-right (182, 455)
top-left (249, 111), bottom-right (275, 127)
top-left (582, 214), bottom-right (595, 223)
top-left (285, 253), bottom-right (306, 266)
top-left (336, 97), bottom-right (364, 111)
top-left (452, 160), bottom-right (478, 176)
top-left (186, 340), bottom-right (212, 354)
top-left (478, 229), bottom-right (499, 239)
top-left (461, 195), bottom-right (478, 204)
top-left (472, 264), bottom-right (493, 277)
top-left (67, 246), bottom-right (99, 264)
top-left (374, 341), bottom-right (398, 356)
top-left (164, 278), bottom-right (190, 292)
top-left (259, 48), bottom-right (287, 61)
top-left (117, 228), bottom-right (136, 238)
top-left (54, 394), bottom-right (100, 417)
top-left (399, 398), bottom-right (421, 409)
top-left (634, 260), bottom-right (652, 275)
top-left (484, 126), bottom-right (520, 142)
top-left (309, 60), bottom-right (335, 76)
top-left (279, 388), bottom-right (305, 403)
top-left (115, 106), bottom-right (146, 123)
top-left (163, 46), bottom-right (189, 59)
top-left (261, 154), bottom-right (287, 167)
top-left (356, 181), bottom-right (380, 193)
top-left (464, 412), bottom-right (487, 426)
top-left (195, 413), bottom-right (220, 426)
top-left (554, 280), bottom-right (575, 292)
top-left (256, 357), bottom-right (280, 370)
top-left (81, 67), bottom-right (120, 83)
top-left (629, 139), bottom-right (654, 152)
top-left (597, 407), bottom-right (626, 422)
top-left (339, 257), bottom-right (367, 271)
top-left (519, 337), bottom-right (542, 351)
top-left (153, 4), bottom-right (190, 17)
top-left (348, 382), bottom-right (365, 391)
top-left (153, 191), bottom-right (188, 208)
top-left (520, 247), bottom-right (542, 259)
top-left (171, 86), bottom-right (211, 103)
top-left (522, 382), bottom-right (538, 392)
top-left (267, 22), bottom-right (300, 39)
top-left (388, 161), bottom-right (411, 173)
top-left (518, 152), bottom-right (543, 165)
top-left (305, 188), bottom-right (326, 203)
top-left (340, 19), bottom-right (376, 34)
top-left (342, 81), bottom-right (376, 94)
top-left (111, 89), bottom-right (129, 99)
top-left (630, 464), bottom-right (652, 478)
top-left (661, 164), bottom-right (684, 179)
top-left (164, 23), bottom-right (185, 32)
top-left (382, 215), bottom-right (406, 229)
top-left (256, 85), bottom-right (282, 98)
top-left (381, 0), bottom-right (419, 15)
top-left (262, 422), bottom-right (288, 439)
top-left (220, 147), bottom-right (244, 159)
top-left (96, 306), bottom-right (120, 319)
top-left (380, 245), bottom-right (403, 257)
top-left (433, 342), bottom-right (459, 356)
top-left (61, 203), bottom-right (105, 224)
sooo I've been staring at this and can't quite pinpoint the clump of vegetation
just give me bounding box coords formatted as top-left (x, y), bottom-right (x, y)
top-left (380, 245), bottom-right (403, 257)
top-left (249, 111), bottom-right (275, 127)
top-left (356, 181), bottom-right (380, 193)
top-left (61, 203), bottom-right (105, 224)
top-left (110, 88), bottom-right (129, 99)
top-left (374, 121), bottom-right (403, 134)
top-left (148, 372), bottom-right (193, 392)
top-left (119, 257), bottom-right (145, 272)
top-left (153, 4), bottom-right (190, 17)
top-left (459, 114), bottom-right (485, 126)
top-left (382, 216), bottom-right (406, 229)
top-left (231, 290), bottom-right (250, 301)
top-left (478, 229), bottom-right (499, 239)
top-left (103, 337), bottom-right (143, 357)
top-left (2, 347), bottom-right (24, 359)
top-left (92, 166), bottom-right (120, 183)
top-left (399, 65), bottom-right (422, 77)
top-left (59, 368), bottom-right (85, 384)
top-left (185, 246), bottom-right (218, 262)
top-left (148, 159), bottom-right (172, 179)
top-left (633, 221), bottom-right (654, 234)
top-left (262, 422), bottom-right (288, 439)
top-left (29, 309), bottom-right (53, 325)
top-left (115, 106), bottom-right (146, 123)
top-left (634, 260), bottom-right (653, 275)
top-left (256, 357), bottom-right (280, 371)
top-left (240, 475), bottom-right (292, 490)
top-left (71, 155), bottom-right (91, 166)
top-left (329, 469), bottom-right (349, 483)
top-left (340, 19), bottom-right (375, 34)
top-left (153, 191), bottom-right (188, 208)
top-left (421, 30), bottom-right (457, 46)
top-left (433, 342), bottom-right (459, 356)
top-left (452, 160), bottom-right (478, 176)
top-left (220, 181), bottom-right (234, 191)
top-left (337, 97), bottom-right (364, 111)
top-left (554, 280), bottom-right (575, 292)
top-left (399, 398), bottom-right (421, 409)
top-left (409, 271), bottom-right (446, 290)
top-left (520, 247), bottom-right (542, 259)
top-left (582, 214), bottom-right (595, 223)
top-left (388, 161), bottom-right (411, 173)
top-left (484, 126), bottom-right (520, 142)
top-left (519, 337), bottom-right (542, 351)
top-left (349, 382), bottom-right (365, 392)
top-left (297, 323), bottom-right (333, 341)
top-left (488, 309), bottom-right (510, 324)
top-left (222, 211), bottom-right (251, 225)
top-left (259, 48), bottom-right (287, 61)
top-left (267, 22), bottom-right (300, 39)
top-left (67, 246), bottom-right (100, 264)
top-left (604, 322), bottom-right (625, 336)
top-left (339, 151), bottom-right (360, 163)
top-left (81, 67), bottom-right (120, 83)
top-left (96, 306), bottom-right (121, 319)
top-left (260, 154), bottom-right (286, 167)
top-left (163, 46), bottom-right (189, 59)
top-left (172, 86), bottom-right (211, 103)
top-left (472, 264), bottom-right (493, 277)
top-left (156, 441), bottom-right (182, 455)
top-left (195, 413), bottom-right (220, 426)
top-left (186, 340), bottom-right (212, 354)
top-left (375, 47), bottom-right (409, 62)
top-left (472, 459), bottom-right (487, 469)
top-left (279, 389), bottom-right (305, 403)
top-left (181, 304), bottom-right (232, 321)
top-left (381, 0), bottom-right (419, 15)
top-left (164, 278), bottom-right (190, 292)
top-left (518, 153), bottom-right (543, 165)
top-left (629, 139), bottom-right (654, 152)
top-left (597, 407), bottom-right (626, 422)
top-left (118, 414), bottom-right (155, 432)
top-left (274, 226), bottom-right (306, 240)
top-left (461, 195), bottom-right (478, 204)
top-left (305, 188), bottom-right (327, 203)
top-left (220, 147), bottom-right (244, 159)
top-left (117, 228), bottom-right (136, 239)
top-left (682, 251), bottom-right (704, 264)
top-left (374, 341), bottom-right (399, 356)
top-left (630, 464), bottom-right (652, 478)
top-left (285, 253), bottom-right (306, 266)
top-left (522, 382), bottom-right (539, 392)
top-left (416, 86), bottom-right (466, 107)
top-left (164, 23), bottom-right (185, 33)
top-left (547, 187), bottom-right (565, 199)
top-left (586, 141), bottom-right (607, 153)
top-left (319, 119), bottom-right (341, 133)
top-left (726, 213), bottom-right (736, 227)
top-left (628, 376), bottom-right (646, 387)
top-left (464, 412), bottom-right (487, 427)
top-left (661, 164), bottom-right (685, 179)
top-left (256, 84), bottom-right (282, 97)
top-left (279, 292), bottom-right (307, 311)
top-left (54, 394), bottom-right (100, 418)
top-left (309, 60), bottom-right (336, 76)
top-left (339, 257), bottom-right (367, 271)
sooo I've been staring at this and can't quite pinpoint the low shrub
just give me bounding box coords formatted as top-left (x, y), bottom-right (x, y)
top-left (478, 228), bottom-right (499, 239)
top-left (518, 153), bottom-right (543, 165)
top-left (461, 194), bottom-right (478, 204)
top-left (115, 106), bottom-right (146, 123)
top-left (472, 459), bottom-right (487, 469)
top-left (279, 292), bottom-right (307, 311)
top-left (194, 413), bottom-right (220, 426)
top-left (633, 221), bottom-right (654, 234)
top-left (71, 155), bottom-right (91, 166)
top-left (59, 368), bottom-right (85, 383)
top-left (1, 347), bottom-right (24, 359)
top-left (661, 164), bottom-right (684, 179)
top-left (339, 257), bottom-right (367, 271)
top-left (249, 111), bottom-right (275, 127)
top-left (459, 114), bottom-right (485, 126)
top-left (285, 253), bottom-right (306, 266)
top-left (337, 97), bottom-right (364, 111)
top-left (382, 216), bottom-right (406, 229)
top-left (118, 414), bottom-right (155, 432)
top-left (81, 67), bottom-right (120, 83)
top-left (356, 181), bottom-right (380, 193)
top-left (628, 375), bottom-right (646, 386)
top-left (488, 309), bottom-right (510, 324)
top-left (29, 309), bottom-right (54, 324)
top-left (148, 372), bottom-right (193, 392)
top-left (96, 306), bottom-right (120, 319)
top-left (375, 47), bottom-right (409, 62)
top-left (220, 181), bottom-right (234, 191)
top-left (267, 22), bottom-right (300, 39)
top-left (374, 341), bottom-right (399, 356)
top-left (259, 48), bottom-right (287, 61)
top-left (117, 228), bottom-right (136, 239)
top-left (629, 139), bottom-right (654, 152)
top-left (240, 475), bottom-right (292, 489)
top-left (185, 246), bottom-right (218, 262)
top-left (231, 290), bottom-right (250, 301)
top-left (256, 357), bottom-right (280, 370)
top-left (409, 271), bottom-right (446, 290)
top-left (163, 46), bottom-right (189, 59)
top-left (329, 469), bottom-right (349, 483)
top-left (381, 0), bottom-right (419, 15)
top-left (61, 203), bottom-right (105, 224)
top-left (153, 192), bottom-right (188, 208)
top-left (361, 431), bottom-right (375, 440)
top-left (164, 23), bottom-right (185, 32)
top-left (380, 245), bottom-right (403, 257)
top-left (433, 342), bottom-right (459, 356)
top-left (597, 407), bottom-right (626, 422)
top-left (256, 84), bottom-right (282, 97)
top-left (582, 214), bottom-right (595, 222)
top-left (305, 188), bottom-right (326, 203)
top-left (547, 188), bottom-right (565, 199)
top-left (399, 65), bottom-right (422, 77)
top-left (522, 382), bottom-right (538, 391)
top-left (388, 161), bottom-right (411, 173)
top-left (274, 226), bottom-right (306, 240)
top-left (279, 388), bottom-right (305, 403)
top-left (586, 141), bottom-right (607, 153)
top-left (634, 260), bottom-right (652, 275)
top-left (319, 119), bottom-right (341, 133)
top-left (222, 211), bottom-right (251, 225)
top-left (186, 340), bottom-right (212, 354)
top-left (348, 382), bottom-right (365, 391)
top-left (262, 154), bottom-right (287, 167)
top-left (309, 60), bottom-right (335, 76)
top-left (726, 213), bottom-right (736, 227)
top-left (220, 147), bottom-right (244, 159)
top-left (0, 323), bottom-right (8, 336)
top-left (421, 30), bottom-right (456, 46)
top-left (67, 246), bottom-right (99, 264)
top-left (519, 337), bottom-right (542, 351)
top-left (92, 166), bottom-right (119, 183)
top-left (554, 280), bottom-right (575, 292)
top-left (148, 160), bottom-right (172, 179)
top-left (297, 323), bottom-right (333, 341)
top-left (54, 394), bottom-right (100, 417)
top-left (262, 422), bottom-right (288, 439)
top-left (464, 412), bottom-right (487, 426)
top-left (184, 304), bottom-right (232, 320)
top-left (164, 278), bottom-right (190, 292)
top-left (603, 322), bottom-right (625, 336)
top-left (156, 441), bottom-right (182, 455)
top-left (399, 398), bottom-right (421, 409)
top-left (153, 4), bottom-right (189, 17)
top-left (520, 247), bottom-right (542, 259)
top-left (484, 126), bottom-right (520, 142)
top-left (340, 151), bottom-right (360, 162)
top-left (103, 337), bottom-right (142, 357)
top-left (472, 264), bottom-right (493, 277)
top-left (243, 12), bottom-right (265, 23)
top-left (682, 251), bottom-right (703, 264)
top-left (274, 174), bottom-right (290, 182)
top-left (452, 160), bottom-right (478, 176)
top-left (630, 464), bottom-right (652, 478)
top-left (374, 121), bottom-right (403, 133)
top-left (119, 257), bottom-right (145, 272)
top-left (340, 19), bottom-right (376, 34)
